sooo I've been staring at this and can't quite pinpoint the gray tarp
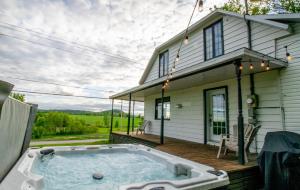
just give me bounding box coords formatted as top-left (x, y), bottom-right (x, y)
top-left (0, 97), bottom-right (31, 182)
top-left (257, 131), bottom-right (300, 190)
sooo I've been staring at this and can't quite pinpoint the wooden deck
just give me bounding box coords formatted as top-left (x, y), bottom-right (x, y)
top-left (111, 132), bottom-right (263, 189)
top-left (112, 132), bottom-right (257, 173)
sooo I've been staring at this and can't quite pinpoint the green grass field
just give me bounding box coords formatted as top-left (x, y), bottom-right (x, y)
top-left (32, 114), bottom-right (143, 142)
top-left (71, 114), bottom-right (142, 127)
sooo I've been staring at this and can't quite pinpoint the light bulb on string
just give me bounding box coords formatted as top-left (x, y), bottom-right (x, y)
top-left (250, 64), bottom-right (254, 70)
top-left (266, 63), bottom-right (270, 71)
top-left (184, 36), bottom-right (189, 45)
top-left (285, 45), bottom-right (293, 62)
top-left (261, 60), bottom-right (265, 67)
top-left (175, 54), bottom-right (180, 62)
top-left (198, 0), bottom-right (204, 12)
top-left (239, 64), bottom-right (243, 70)
top-left (286, 52), bottom-right (293, 61)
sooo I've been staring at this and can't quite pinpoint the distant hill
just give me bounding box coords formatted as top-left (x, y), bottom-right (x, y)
top-left (38, 109), bottom-right (127, 116)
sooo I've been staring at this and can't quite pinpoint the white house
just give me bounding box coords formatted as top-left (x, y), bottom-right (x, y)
top-left (110, 10), bottom-right (300, 163)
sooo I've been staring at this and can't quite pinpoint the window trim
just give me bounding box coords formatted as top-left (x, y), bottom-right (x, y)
top-left (155, 96), bottom-right (171, 120)
top-left (158, 50), bottom-right (169, 78)
top-left (203, 19), bottom-right (224, 61)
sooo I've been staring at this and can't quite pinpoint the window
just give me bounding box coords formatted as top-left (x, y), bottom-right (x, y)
top-left (159, 50), bottom-right (169, 77)
top-left (155, 97), bottom-right (170, 120)
top-left (204, 20), bottom-right (223, 60)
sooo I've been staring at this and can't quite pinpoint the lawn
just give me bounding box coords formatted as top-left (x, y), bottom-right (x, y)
top-left (71, 114), bottom-right (143, 128)
top-left (31, 114), bottom-right (142, 142)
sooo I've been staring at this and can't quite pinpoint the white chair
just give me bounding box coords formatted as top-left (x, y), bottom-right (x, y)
top-left (217, 124), bottom-right (261, 163)
top-left (136, 120), bottom-right (151, 135)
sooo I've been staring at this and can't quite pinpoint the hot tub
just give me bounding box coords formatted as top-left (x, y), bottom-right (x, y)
top-left (0, 144), bottom-right (229, 190)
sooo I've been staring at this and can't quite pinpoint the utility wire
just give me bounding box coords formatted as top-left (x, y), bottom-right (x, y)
top-left (0, 32), bottom-right (145, 70)
top-left (1, 75), bottom-right (115, 93)
top-left (12, 90), bottom-right (110, 99)
top-left (0, 21), bottom-right (138, 63)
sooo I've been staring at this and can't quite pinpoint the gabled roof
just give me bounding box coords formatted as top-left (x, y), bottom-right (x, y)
top-left (252, 13), bottom-right (300, 23)
top-left (139, 9), bottom-right (291, 85)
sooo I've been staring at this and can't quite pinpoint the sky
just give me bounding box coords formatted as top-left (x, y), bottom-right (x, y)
top-left (0, 0), bottom-right (227, 113)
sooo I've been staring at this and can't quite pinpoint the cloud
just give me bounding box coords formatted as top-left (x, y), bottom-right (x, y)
top-left (0, 0), bottom-right (227, 112)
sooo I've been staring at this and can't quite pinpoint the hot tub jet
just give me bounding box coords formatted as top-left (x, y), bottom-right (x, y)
top-left (92, 173), bottom-right (104, 180)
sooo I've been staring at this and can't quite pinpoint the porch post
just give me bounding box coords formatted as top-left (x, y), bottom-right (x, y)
top-left (132, 100), bottom-right (135, 132)
top-left (235, 59), bottom-right (245, 165)
top-left (160, 85), bottom-right (165, 144)
top-left (109, 99), bottom-right (114, 140)
top-left (127, 93), bottom-right (132, 135)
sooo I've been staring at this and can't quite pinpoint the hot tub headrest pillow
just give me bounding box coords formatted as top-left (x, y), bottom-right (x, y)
top-left (40, 149), bottom-right (55, 155)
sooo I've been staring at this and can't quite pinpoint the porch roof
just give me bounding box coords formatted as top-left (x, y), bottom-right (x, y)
top-left (110, 48), bottom-right (287, 101)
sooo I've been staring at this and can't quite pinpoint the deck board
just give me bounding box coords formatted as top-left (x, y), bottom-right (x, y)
top-left (111, 132), bottom-right (262, 189)
top-left (112, 132), bottom-right (257, 173)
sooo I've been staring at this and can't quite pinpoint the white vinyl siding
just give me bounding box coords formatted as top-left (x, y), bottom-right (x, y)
top-left (144, 77), bottom-right (250, 145)
top-left (223, 15), bottom-right (248, 53)
top-left (144, 70), bottom-right (284, 152)
top-left (143, 15), bottom-right (291, 84)
top-left (277, 23), bottom-right (300, 134)
top-left (141, 15), bottom-right (300, 152)
top-left (145, 57), bottom-right (159, 83)
top-left (254, 71), bottom-right (282, 152)
top-left (251, 22), bottom-right (290, 56)
top-left (144, 17), bottom-right (223, 83)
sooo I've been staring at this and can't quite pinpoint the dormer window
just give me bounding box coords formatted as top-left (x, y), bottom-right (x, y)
top-left (204, 20), bottom-right (224, 60)
top-left (159, 50), bottom-right (169, 78)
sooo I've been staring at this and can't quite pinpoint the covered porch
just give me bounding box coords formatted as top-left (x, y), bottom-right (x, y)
top-left (109, 48), bottom-right (287, 165)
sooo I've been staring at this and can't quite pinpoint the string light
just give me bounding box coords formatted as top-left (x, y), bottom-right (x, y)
top-left (285, 46), bottom-right (293, 62)
top-left (249, 64), bottom-right (254, 70)
top-left (239, 64), bottom-right (243, 70)
top-left (162, 0), bottom-right (200, 90)
top-left (266, 63), bottom-right (270, 71)
top-left (184, 36), bottom-right (189, 45)
top-left (198, 0), bottom-right (204, 12)
top-left (261, 60), bottom-right (265, 67)
top-left (286, 52), bottom-right (293, 61)
top-left (175, 54), bottom-right (180, 62)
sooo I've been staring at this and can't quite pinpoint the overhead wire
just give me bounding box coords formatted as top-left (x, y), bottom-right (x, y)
top-left (0, 21), bottom-right (139, 63)
top-left (0, 32), bottom-right (145, 70)
top-left (1, 75), bottom-right (115, 93)
top-left (12, 89), bottom-right (110, 99)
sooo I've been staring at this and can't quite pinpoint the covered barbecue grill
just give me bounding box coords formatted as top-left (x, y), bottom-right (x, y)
top-left (258, 131), bottom-right (300, 190)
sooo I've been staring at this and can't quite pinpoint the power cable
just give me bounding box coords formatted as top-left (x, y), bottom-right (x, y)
top-left (1, 75), bottom-right (115, 93)
top-left (0, 21), bottom-right (138, 63)
top-left (13, 89), bottom-right (110, 99)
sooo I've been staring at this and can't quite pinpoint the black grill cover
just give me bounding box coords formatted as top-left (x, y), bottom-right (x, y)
top-left (258, 131), bottom-right (300, 190)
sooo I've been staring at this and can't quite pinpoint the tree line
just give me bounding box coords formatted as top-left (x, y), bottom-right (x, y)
top-left (32, 112), bottom-right (99, 139)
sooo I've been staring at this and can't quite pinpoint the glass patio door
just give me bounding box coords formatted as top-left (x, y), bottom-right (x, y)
top-left (206, 88), bottom-right (227, 143)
